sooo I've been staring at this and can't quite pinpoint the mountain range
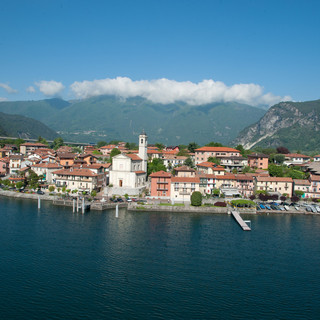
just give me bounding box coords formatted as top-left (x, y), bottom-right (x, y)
top-left (0, 96), bottom-right (265, 145)
top-left (233, 99), bottom-right (320, 152)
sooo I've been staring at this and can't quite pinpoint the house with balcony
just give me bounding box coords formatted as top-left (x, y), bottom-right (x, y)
top-left (173, 166), bottom-right (196, 177)
top-left (52, 168), bottom-right (103, 193)
top-left (293, 179), bottom-right (311, 198)
top-left (170, 176), bottom-right (200, 202)
top-left (20, 142), bottom-right (48, 155)
top-left (220, 156), bottom-right (248, 172)
top-left (235, 174), bottom-right (254, 197)
top-left (161, 154), bottom-right (187, 169)
top-left (0, 157), bottom-right (9, 176)
top-left (254, 176), bottom-right (293, 196)
top-left (9, 154), bottom-right (23, 174)
top-left (308, 175), bottom-right (320, 198)
top-left (194, 147), bottom-right (240, 165)
top-left (31, 163), bottom-right (62, 184)
top-left (283, 153), bottom-right (311, 166)
top-left (149, 170), bottom-right (171, 199)
top-left (247, 153), bottom-right (269, 170)
top-left (196, 162), bottom-right (225, 175)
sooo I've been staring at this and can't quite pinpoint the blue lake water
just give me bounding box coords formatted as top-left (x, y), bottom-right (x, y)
top-left (1, 196), bottom-right (320, 319)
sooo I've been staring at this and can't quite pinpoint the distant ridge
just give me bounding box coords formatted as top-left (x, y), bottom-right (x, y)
top-left (0, 95), bottom-right (265, 145)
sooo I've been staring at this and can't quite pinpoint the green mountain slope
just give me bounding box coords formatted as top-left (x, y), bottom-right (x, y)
top-left (0, 96), bottom-right (265, 145)
top-left (233, 99), bottom-right (320, 152)
top-left (0, 112), bottom-right (58, 140)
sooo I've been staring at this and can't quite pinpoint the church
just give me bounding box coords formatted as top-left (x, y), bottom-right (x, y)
top-left (108, 131), bottom-right (148, 195)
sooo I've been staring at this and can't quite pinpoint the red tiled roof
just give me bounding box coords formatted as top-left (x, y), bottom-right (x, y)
top-left (215, 174), bottom-right (236, 180)
top-left (52, 168), bottom-right (98, 177)
top-left (174, 166), bottom-right (195, 172)
top-left (20, 142), bottom-right (48, 147)
top-left (31, 163), bottom-right (62, 169)
top-left (127, 154), bottom-right (142, 161)
top-left (235, 174), bottom-right (253, 181)
top-left (149, 170), bottom-right (171, 178)
top-left (171, 176), bottom-right (200, 183)
top-left (293, 179), bottom-right (310, 185)
top-left (256, 176), bottom-right (293, 182)
top-left (286, 153), bottom-right (310, 159)
top-left (135, 171), bottom-right (146, 174)
top-left (195, 146), bottom-right (240, 153)
top-left (310, 175), bottom-right (320, 181)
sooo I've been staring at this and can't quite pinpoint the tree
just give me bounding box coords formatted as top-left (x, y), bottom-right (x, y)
top-left (294, 190), bottom-right (304, 198)
top-left (273, 154), bottom-right (285, 164)
top-left (155, 143), bottom-right (165, 151)
top-left (177, 149), bottom-right (189, 156)
top-left (110, 148), bottom-right (121, 159)
top-left (205, 141), bottom-right (223, 147)
top-left (147, 158), bottom-right (166, 176)
top-left (184, 157), bottom-right (194, 168)
top-left (280, 195), bottom-right (287, 202)
top-left (268, 164), bottom-right (284, 177)
top-left (188, 142), bottom-right (199, 153)
top-left (191, 191), bottom-right (202, 206)
top-left (277, 146), bottom-right (290, 154)
top-left (16, 181), bottom-right (24, 189)
top-left (97, 141), bottom-right (107, 148)
top-left (49, 186), bottom-right (55, 192)
top-left (91, 190), bottom-right (97, 197)
top-left (207, 157), bottom-right (220, 165)
top-left (37, 136), bottom-right (48, 145)
top-left (72, 146), bottom-right (82, 154)
top-left (52, 137), bottom-right (64, 150)
top-left (125, 142), bottom-right (138, 150)
top-left (26, 169), bottom-right (40, 189)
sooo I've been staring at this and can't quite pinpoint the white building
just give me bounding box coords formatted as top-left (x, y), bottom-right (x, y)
top-left (108, 132), bottom-right (148, 195)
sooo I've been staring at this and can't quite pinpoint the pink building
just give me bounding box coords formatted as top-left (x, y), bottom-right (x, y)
top-left (194, 147), bottom-right (240, 164)
top-left (149, 170), bottom-right (171, 198)
top-left (247, 153), bottom-right (269, 170)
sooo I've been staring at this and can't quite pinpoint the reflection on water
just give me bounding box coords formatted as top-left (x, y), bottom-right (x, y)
top-left (0, 197), bottom-right (320, 319)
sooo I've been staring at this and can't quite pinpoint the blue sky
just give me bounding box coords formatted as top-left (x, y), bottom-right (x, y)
top-left (0, 0), bottom-right (319, 106)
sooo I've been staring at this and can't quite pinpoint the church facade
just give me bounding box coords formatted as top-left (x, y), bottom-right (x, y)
top-left (108, 132), bottom-right (148, 194)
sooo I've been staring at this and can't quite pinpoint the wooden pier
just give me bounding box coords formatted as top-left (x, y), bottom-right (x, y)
top-left (231, 210), bottom-right (251, 231)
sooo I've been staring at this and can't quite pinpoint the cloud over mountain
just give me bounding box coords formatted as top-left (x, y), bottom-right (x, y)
top-left (70, 77), bottom-right (291, 106)
top-left (36, 80), bottom-right (65, 96)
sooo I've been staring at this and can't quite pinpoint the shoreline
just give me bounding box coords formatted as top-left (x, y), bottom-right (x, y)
top-left (1, 189), bottom-right (317, 215)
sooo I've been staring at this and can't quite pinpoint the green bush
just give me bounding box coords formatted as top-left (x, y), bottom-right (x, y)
top-left (191, 191), bottom-right (202, 206)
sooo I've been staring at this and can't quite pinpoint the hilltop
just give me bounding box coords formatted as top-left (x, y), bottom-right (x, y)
top-left (0, 112), bottom-right (59, 140)
top-left (233, 99), bottom-right (320, 152)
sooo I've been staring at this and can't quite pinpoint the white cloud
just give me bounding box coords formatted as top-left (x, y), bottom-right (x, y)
top-left (70, 77), bottom-right (291, 106)
top-left (26, 86), bottom-right (36, 93)
top-left (36, 80), bottom-right (65, 96)
top-left (0, 83), bottom-right (18, 94)
top-left (0, 97), bottom-right (8, 102)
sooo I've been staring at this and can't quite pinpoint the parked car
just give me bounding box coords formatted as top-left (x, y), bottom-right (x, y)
top-left (37, 190), bottom-right (45, 195)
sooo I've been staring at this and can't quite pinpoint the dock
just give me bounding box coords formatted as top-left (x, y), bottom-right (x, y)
top-left (231, 210), bottom-right (251, 231)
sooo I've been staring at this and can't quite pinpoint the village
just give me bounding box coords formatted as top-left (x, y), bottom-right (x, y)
top-left (1, 131), bottom-right (320, 210)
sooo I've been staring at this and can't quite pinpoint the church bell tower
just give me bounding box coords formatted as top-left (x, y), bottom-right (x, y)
top-left (138, 130), bottom-right (148, 172)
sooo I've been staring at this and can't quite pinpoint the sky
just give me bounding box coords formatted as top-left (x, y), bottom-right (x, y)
top-left (0, 0), bottom-right (320, 106)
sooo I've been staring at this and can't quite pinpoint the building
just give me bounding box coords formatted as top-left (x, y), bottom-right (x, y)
top-left (247, 153), bottom-right (269, 170)
top-left (108, 132), bottom-right (148, 195)
top-left (20, 142), bottom-right (48, 155)
top-left (9, 154), bottom-right (23, 174)
top-left (149, 170), bottom-right (171, 198)
top-left (52, 168), bottom-right (104, 193)
top-left (255, 176), bottom-right (293, 196)
top-left (283, 153), bottom-right (311, 166)
top-left (235, 174), bottom-right (254, 197)
top-left (220, 156), bottom-right (248, 172)
top-left (170, 176), bottom-right (200, 202)
top-left (31, 163), bottom-right (62, 184)
top-left (194, 147), bottom-right (240, 165)
top-left (196, 162), bottom-right (225, 175)
top-left (293, 179), bottom-right (310, 198)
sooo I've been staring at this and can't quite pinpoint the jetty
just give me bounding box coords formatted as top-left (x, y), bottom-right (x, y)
top-left (231, 210), bottom-right (251, 231)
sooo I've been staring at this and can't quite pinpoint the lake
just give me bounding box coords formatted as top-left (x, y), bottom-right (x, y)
top-left (1, 196), bottom-right (320, 319)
